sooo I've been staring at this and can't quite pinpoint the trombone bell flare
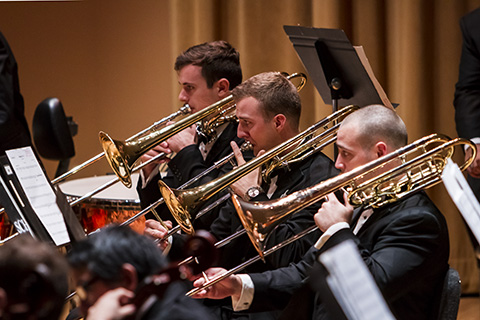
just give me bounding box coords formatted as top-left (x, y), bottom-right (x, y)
top-left (99, 131), bottom-right (132, 188)
top-left (231, 192), bottom-right (266, 261)
top-left (158, 180), bottom-right (195, 235)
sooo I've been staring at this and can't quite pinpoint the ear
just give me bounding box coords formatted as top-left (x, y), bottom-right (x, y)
top-left (272, 114), bottom-right (287, 131)
top-left (215, 78), bottom-right (230, 98)
top-left (374, 141), bottom-right (388, 158)
top-left (120, 264), bottom-right (138, 292)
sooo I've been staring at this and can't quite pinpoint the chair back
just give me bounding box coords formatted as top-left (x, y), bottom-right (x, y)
top-left (33, 97), bottom-right (76, 177)
top-left (437, 267), bottom-right (461, 320)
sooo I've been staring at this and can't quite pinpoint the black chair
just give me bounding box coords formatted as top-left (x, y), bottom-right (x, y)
top-left (32, 97), bottom-right (77, 178)
top-left (436, 267), bottom-right (461, 320)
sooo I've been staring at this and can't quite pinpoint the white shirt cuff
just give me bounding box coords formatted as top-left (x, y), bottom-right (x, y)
top-left (232, 274), bottom-right (254, 311)
top-left (314, 222), bottom-right (350, 249)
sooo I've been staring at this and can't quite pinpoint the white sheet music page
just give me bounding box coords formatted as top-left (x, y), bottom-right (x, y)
top-left (442, 159), bottom-right (480, 244)
top-left (319, 240), bottom-right (395, 320)
top-left (5, 147), bottom-right (70, 245)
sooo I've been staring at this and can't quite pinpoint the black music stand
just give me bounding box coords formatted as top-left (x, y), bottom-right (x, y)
top-left (283, 25), bottom-right (393, 112)
top-left (0, 149), bottom-right (85, 245)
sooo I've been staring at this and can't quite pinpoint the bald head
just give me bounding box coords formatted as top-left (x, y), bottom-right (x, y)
top-left (341, 105), bottom-right (407, 151)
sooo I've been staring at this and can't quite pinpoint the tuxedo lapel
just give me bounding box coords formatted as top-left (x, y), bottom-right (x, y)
top-left (350, 206), bottom-right (364, 230)
top-left (269, 156), bottom-right (311, 198)
top-left (355, 205), bottom-right (391, 236)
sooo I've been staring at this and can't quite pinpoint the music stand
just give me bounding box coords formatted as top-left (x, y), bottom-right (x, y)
top-left (0, 147), bottom-right (85, 245)
top-left (284, 25), bottom-right (393, 112)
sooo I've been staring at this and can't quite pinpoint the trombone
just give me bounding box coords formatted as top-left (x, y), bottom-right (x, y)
top-left (99, 72), bottom-right (307, 188)
top-left (159, 105), bottom-right (359, 235)
top-left (186, 133), bottom-right (476, 296)
top-left (0, 106), bottom-right (191, 219)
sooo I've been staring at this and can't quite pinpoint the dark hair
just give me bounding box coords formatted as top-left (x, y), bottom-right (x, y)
top-left (67, 225), bottom-right (166, 284)
top-left (232, 72), bottom-right (301, 130)
top-left (0, 234), bottom-right (69, 320)
top-left (174, 40), bottom-right (242, 89)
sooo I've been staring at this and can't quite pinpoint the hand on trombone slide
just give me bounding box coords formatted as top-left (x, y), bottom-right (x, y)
top-left (190, 267), bottom-right (243, 301)
top-left (144, 219), bottom-right (172, 251)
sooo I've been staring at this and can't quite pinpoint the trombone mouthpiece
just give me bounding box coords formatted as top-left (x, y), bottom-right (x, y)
top-left (181, 104), bottom-right (192, 115)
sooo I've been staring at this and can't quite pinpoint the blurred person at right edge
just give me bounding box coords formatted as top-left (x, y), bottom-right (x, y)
top-left (454, 6), bottom-right (480, 285)
top-left (192, 105), bottom-right (450, 320)
top-left (0, 31), bottom-right (32, 156)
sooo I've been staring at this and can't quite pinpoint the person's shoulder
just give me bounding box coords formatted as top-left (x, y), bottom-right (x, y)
top-left (307, 151), bottom-right (338, 177)
top-left (388, 191), bottom-right (445, 224)
top-left (463, 7), bottom-right (480, 21)
top-left (461, 7), bottom-right (480, 30)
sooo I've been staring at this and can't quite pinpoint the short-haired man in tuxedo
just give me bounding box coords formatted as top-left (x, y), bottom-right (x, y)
top-left (192, 105), bottom-right (450, 320)
top-left (137, 40), bottom-right (248, 231)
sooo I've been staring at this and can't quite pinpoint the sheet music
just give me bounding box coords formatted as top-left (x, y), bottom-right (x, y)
top-left (5, 147), bottom-right (70, 245)
top-left (318, 240), bottom-right (395, 320)
top-left (353, 46), bottom-right (394, 110)
top-left (442, 159), bottom-right (480, 244)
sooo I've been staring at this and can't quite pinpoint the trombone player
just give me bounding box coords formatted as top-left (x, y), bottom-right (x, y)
top-left (146, 72), bottom-right (339, 319)
top-left (192, 105), bottom-right (450, 320)
top-left (137, 40), bottom-right (248, 232)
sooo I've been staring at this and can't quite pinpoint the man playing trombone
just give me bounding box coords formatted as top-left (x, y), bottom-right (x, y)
top-left (146, 72), bottom-right (339, 319)
top-left (191, 105), bottom-right (450, 320)
top-left (137, 40), bottom-right (248, 231)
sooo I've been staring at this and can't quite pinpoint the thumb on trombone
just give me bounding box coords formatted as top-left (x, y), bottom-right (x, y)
top-left (230, 141), bottom-right (265, 198)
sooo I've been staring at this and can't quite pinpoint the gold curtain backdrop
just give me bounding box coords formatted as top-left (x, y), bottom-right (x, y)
top-left (169, 0), bottom-right (480, 293)
top-left (0, 0), bottom-right (479, 294)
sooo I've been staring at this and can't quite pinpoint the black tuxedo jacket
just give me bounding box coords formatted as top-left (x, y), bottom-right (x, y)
top-left (248, 192), bottom-right (450, 320)
top-left (454, 7), bottom-right (480, 140)
top-left (137, 122), bottom-right (251, 230)
top-left (140, 281), bottom-right (215, 320)
top-left (0, 31), bottom-right (32, 155)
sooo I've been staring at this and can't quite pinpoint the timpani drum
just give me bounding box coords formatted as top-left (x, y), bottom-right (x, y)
top-left (58, 173), bottom-right (145, 234)
top-left (0, 211), bottom-right (13, 240)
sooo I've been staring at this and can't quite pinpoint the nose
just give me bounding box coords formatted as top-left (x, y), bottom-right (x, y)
top-left (178, 89), bottom-right (188, 103)
top-left (237, 125), bottom-right (248, 140)
top-left (335, 158), bottom-right (345, 172)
